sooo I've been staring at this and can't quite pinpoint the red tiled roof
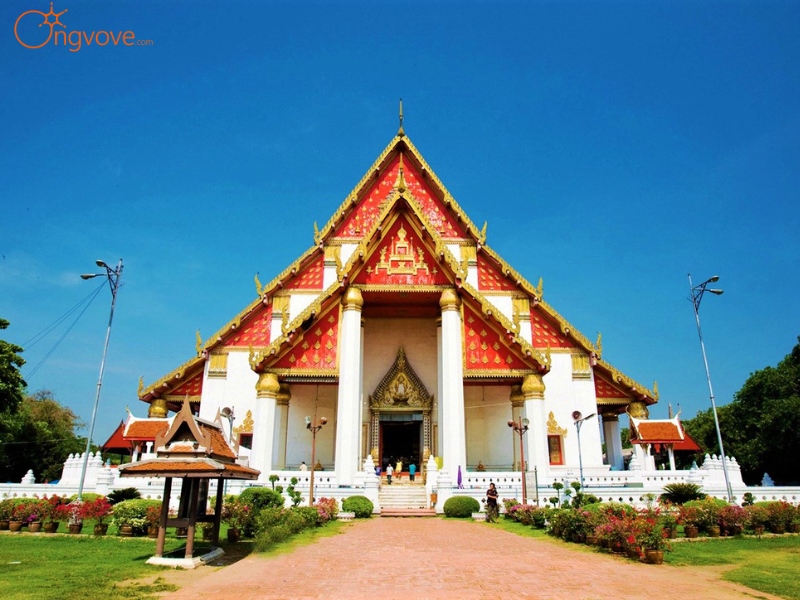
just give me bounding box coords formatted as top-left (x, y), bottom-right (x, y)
top-left (125, 420), bottom-right (170, 440)
top-left (200, 424), bottom-right (237, 460)
top-left (672, 432), bottom-right (701, 452)
top-left (119, 458), bottom-right (259, 479)
top-left (101, 421), bottom-right (129, 453)
top-left (634, 421), bottom-right (683, 443)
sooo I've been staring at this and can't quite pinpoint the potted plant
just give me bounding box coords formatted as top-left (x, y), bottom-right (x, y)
top-left (657, 509), bottom-right (679, 539)
top-left (44, 498), bottom-right (70, 533)
top-left (111, 499), bottom-right (159, 536)
top-left (82, 497), bottom-right (113, 535)
top-left (764, 501), bottom-right (794, 534)
top-left (718, 504), bottom-right (748, 536)
top-left (678, 504), bottom-right (701, 538)
top-left (638, 518), bottom-right (669, 564)
top-left (11, 499), bottom-right (38, 532)
top-left (145, 503), bottom-right (161, 538)
top-left (222, 497), bottom-right (251, 542)
top-left (791, 506), bottom-right (800, 534)
top-left (745, 504), bottom-right (768, 536)
top-left (0, 498), bottom-right (14, 530)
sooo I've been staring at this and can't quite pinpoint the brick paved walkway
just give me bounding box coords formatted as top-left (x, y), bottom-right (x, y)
top-left (163, 519), bottom-right (780, 600)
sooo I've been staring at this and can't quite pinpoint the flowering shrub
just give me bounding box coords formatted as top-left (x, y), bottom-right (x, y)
top-left (762, 501), bottom-right (795, 530)
top-left (632, 510), bottom-right (670, 551)
top-left (717, 504), bottom-right (748, 532)
top-left (745, 504), bottom-right (769, 531)
top-left (145, 503), bottom-right (161, 528)
top-left (502, 498), bottom-right (519, 516)
top-left (112, 499), bottom-right (162, 535)
top-left (594, 514), bottom-right (634, 548)
top-left (81, 497), bottom-right (113, 525)
top-left (680, 498), bottom-right (724, 531)
top-left (12, 498), bottom-right (46, 524)
top-left (222, 497), bottom-right (253, 531)
top-left (314, 497), bottom-right (338, 524)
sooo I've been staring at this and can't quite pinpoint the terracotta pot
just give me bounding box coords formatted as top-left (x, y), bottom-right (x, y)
top-left (790, 523), bottom-right (800, 534)
top-left (94, 523), bottom-right (108, 536)
top-left (708, 525), bottom-right (721, 538)
top-left (0, 519), bottom-right (9, 530)
top-left (728, 525), bottom-right (743, 536)
top-left (9, 520), bottom-right (23, 532)
top-left (227, 527), bottom-right (241, 543)
top-left (667, 527), bottom-right (677, 539)
top-left (753, 525), bottom-right (765, 536)
top-left (586, 535), bottom-right (598, 546)
top-left (43, 522), bottom-right (59, 534)
top-left (610, 541), bottom-right (625, 554)
top-left (771, 524), bottom-right (786, 535)
top-left (627, 547), bottom-right (641, 560)
top-left (645, 549), bottom-right (664, 565)
top-left (684, 525), bottom-right (699, 539)
top-left (147, 526), bottom-right (159, 539)
top-left (28, 521), bottom-right (43, 533)
top-left (118, 525), bottom-right (133, 537)
top-left (68, 523), bottom-right (83, 534)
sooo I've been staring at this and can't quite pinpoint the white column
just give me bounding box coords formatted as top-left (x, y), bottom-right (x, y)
top-left (510, 386), bottom-right (526, 470)
top-left (439, 289), bottom-right (466, 472)
top-left (335, 287), bottom-right (364, 486)
top-left (603, 415), bottom-right (624, 471)
top-left (436, 318), bottom-right (443, 458)
top-left (272, 384), bottom-right (291, 469)
top-left (668, 446), bottom-right (676, 471)
top-left (252, 372), bottom-right (279, 476)
top-left (522, 374), bottom-right (548, 476)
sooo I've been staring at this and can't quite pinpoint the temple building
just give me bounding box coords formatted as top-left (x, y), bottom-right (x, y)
top-left (136, 118), bottom-right (660, 503)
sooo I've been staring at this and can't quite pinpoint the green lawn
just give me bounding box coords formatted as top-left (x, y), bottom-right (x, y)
top-left (666, 536), bottom-right (800, 600)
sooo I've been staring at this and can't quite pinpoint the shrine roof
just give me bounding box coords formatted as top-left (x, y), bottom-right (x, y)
top-left (630, 416), bottom-right (696, 447)
top-left (101, 421), bottom-right (128, 453)
top-left (123, 417), bottom-right (171, 440)
top-left (118, 458), bottom-right (259, 480)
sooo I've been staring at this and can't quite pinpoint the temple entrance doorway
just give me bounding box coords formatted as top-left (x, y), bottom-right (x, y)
top-left (379, 417), bottom-right (421, 474)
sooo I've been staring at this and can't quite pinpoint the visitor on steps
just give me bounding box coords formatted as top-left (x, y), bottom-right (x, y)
top-left (386, 463), bottom-right (393, 485)
top-left (409, 463), bottom-right (416, 481)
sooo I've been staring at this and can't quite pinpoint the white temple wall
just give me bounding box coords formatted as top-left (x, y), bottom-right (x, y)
top-left (339, 243), bottom-right (358, 267)
top-left (284, 384), bottom-right (337, 469)
top-left (289, 293), bottom-right (318, 321)
top-left (543, 353), bottom-right (605, 471)
top-left (464, 385), bottom-right (513, 469)
top-left (482, 294), bottom-right (514, 323)
top-left (199, 351), bottom-right (258, 426)
top-left (362, 318), bottom-right (438, 400)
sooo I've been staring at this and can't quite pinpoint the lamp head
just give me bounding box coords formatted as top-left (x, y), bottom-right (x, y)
top-left (96, 260), bottom-right (109, 268)
top-left (305, 416), bottom-right (312, 426)
top-left (221, 407), bottom-right (233, 418)
top-left (507, 420), bottom-right (515, 428)
top-left (709, 289), bottom-right (724, 295)
top-left (572, 411), bottom-right (582, 421)
top-left (521, 417), bottom-right (530, 427)
top-left (708, 275), bottom-right (720, 283)
top-left (80, 273), bottom-right (98, 280)
top-left (319, 416), bottom-right (328, 426)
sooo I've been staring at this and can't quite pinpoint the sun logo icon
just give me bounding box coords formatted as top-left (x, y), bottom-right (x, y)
top-left (15, 3), bottom-right (68, 49)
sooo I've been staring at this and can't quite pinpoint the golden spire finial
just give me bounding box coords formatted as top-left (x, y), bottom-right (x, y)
top-left (196, 330), bottom-right (203, 356)
top-left (394, 153), bottom-right (407, 193)
top-left (398, 99), bottom-right (405, 137)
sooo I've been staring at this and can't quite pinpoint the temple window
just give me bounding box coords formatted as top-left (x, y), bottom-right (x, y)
top-left (548, 435), bottom-right (564, 465)
top-left (239, 433), bottom-right (253, 450)
top-left (208, 353), bottom-right (228, 378)
top-left (571, 353), bottom-right (591, 379)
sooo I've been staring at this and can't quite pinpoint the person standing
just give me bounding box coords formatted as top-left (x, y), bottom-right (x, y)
top-left (486, 482), bottom-right (499, 523)
top-left (409, 463), bottom-right (416, 482)
top-left (386, 463), bottom-right (394, 485)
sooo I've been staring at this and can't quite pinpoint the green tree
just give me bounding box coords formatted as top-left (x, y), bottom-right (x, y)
top-left (682, 336), bottom-right (800, 485)
top-left (0, 319), bottom-right (26, 413)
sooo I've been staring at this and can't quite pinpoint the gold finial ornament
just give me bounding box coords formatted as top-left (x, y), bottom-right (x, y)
top-left (342, 286), bottom-right (364, 310)
top-left (398, 98), bottom-right (404, 137)
top-left (196, 330), bottom-right (203, 356)
top-left (509, 384), bottom-right (524, 406)
top-left (256, 372), bottom-right (281, 396)
top-left (137, 376), bottom-right (144, 397)
top-left (653, 380), bottom-right (659, 400)
top-left (255, 272), bottom-right (264, 296)
top-left (595, 332), bottom-right (603, 359)
top-left (314, 221), bottom-right (322, 245)
top-left (479, 221), bottom-right (488, 245)
top-left (535, 277), bottom-right (544, 300)
top-left (439, 288), bottom-right (461, 311)
top-left (148, 398), bottom-right (168, 418)
top-left (394, 153), bottom-right (407, 193)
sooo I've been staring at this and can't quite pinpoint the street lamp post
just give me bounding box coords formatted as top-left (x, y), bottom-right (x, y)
top-left (572, 411), bottom-right (596, 489)
top-left (689, 274), bottom-right (734, 502)
top-left (305, 415), bottom-right (327, 505)
top-left (507, 416), bottom-right (529, 504)
top-left (77, 259), bottom-right (123, 501)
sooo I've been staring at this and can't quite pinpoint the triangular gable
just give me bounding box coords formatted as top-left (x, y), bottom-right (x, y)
top-left (284, 254), bottom-right (324, 291)
top-left (595, 373), bottom-right (631, 399)
top-left (352, 213), bottom-right (452, 287)
top-left (476, 254), bottom-right (518, 292)
top-left (154, 401), bottom-right (236, 461)
top-left (333, 152), bottom-right (468, 240)
top-left (101, 421), bottom-right (128, 453)
top-left (530, 308), bottom-right (574, 349)
top-left (463, 303), bottom-right (533, 374)
top-left (267, 303), bottom-right (340, 374)
top-left (169, 370), bottom-right (203, 399)
top-left (222, 304), bottom-right (273, 348)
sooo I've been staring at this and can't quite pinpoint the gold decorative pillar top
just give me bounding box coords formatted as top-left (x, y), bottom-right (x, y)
top-left (439, 288), bottom-right (461, 312)
top-left (148, 398), bottom-right (168, 418)
top-left (342, 287), bottom-right (364, 311)
top-left (256, 372), bottom-right (280, 398)
top-left (276, 383), bottom-right (292, 406)
top-left (628, 400), bottom-right (650, 419)
top-left (521, 373), bottom-right (546, 400)
top-left (509, 384), bottom-right (524, 407)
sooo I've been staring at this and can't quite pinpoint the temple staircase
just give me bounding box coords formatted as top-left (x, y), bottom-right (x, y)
top-left (378, 480), bottom-right (434, 517)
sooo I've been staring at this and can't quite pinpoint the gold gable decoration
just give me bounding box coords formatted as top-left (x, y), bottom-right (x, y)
top-left (369, 347), bottom-right (432, 411)
top-left (547, 411), bottom-right (567, 436)
top-left (233, 410), bottom-right (254, 434)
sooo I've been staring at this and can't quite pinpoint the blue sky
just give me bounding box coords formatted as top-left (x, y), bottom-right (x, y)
top-left (1, 1), bottom-right (799, 450)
